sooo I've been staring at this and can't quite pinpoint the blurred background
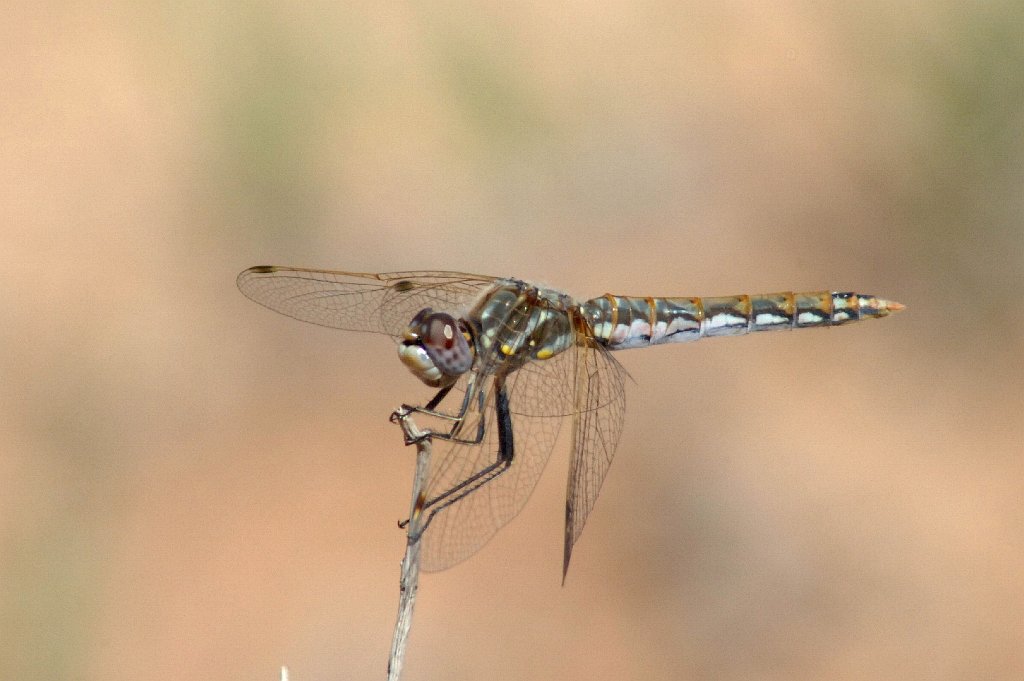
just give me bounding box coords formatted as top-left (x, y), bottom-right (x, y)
top-left (2, 2), bottom-right (1022, 680)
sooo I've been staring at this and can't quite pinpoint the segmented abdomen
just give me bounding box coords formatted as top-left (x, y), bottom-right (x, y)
top-left (581, 291), bottom-right (903, 350)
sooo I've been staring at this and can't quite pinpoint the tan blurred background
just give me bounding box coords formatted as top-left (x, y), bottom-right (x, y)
top-left (2, 2), bottom-right (1022, 680)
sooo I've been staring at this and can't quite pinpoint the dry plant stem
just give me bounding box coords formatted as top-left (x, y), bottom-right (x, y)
top-left (387, 409), bottom-right (431, 681)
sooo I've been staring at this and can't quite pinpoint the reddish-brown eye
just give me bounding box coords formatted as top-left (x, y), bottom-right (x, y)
top-left (418, 312), bottom-right (473, 377)
top-left (427, 317), bottom-right (457, 350)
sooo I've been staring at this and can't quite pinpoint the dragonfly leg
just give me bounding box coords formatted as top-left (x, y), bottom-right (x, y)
top-left (403, 374), bottom-right (515, 537)
top-left (423, 383), bottom-right (454, 411)
top-left (390, 383), bottom-right (457, 444)
top-left (393, 376), bottom-right (489, 447)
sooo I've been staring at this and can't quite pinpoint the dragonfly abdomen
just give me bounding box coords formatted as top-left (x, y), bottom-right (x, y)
top-left (582, 291), bottom-right (903, 349)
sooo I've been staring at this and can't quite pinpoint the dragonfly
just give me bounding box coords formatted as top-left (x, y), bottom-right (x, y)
top-left (237, 266), bottom-right (903, 580)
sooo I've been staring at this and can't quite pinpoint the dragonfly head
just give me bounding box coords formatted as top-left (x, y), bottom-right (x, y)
top-left (398, 309), bottom-right (474, 388)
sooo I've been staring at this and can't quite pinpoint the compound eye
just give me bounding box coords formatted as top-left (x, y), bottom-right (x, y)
top-left (420, 312), bottom-right (473, 376)
top-left (426, 315), bottom-right (458, 349)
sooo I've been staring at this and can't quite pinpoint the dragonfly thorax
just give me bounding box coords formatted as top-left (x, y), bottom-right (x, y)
top-left (468, 280), bottom-right (576, 369)
top-left (398, 309), bottom-right (474, 388)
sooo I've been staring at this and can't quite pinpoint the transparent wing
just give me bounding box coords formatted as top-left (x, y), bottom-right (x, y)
top-left (419, 348), bottom-right (576, 572)
top-left (236, 266), bottom-right (497, 338)
top-left (562, 340), bottom-right (627, 580)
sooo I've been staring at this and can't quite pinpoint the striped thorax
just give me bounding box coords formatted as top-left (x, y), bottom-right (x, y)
top-left (467, 279), bottom-right (576, 369)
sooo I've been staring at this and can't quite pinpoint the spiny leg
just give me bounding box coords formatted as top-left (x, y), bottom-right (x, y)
top-left (403, 374), bottom-right (516, 538)
top-left (391, 377), bottom-right (485, 447)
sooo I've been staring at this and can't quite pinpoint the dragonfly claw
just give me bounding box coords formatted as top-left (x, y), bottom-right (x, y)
top-left (389, 407), bottom-right (412, 424)
top-left (391, 406), bottom-right (435, 445)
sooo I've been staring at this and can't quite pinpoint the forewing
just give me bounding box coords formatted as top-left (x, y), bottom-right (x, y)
top-left (236, 266), bottom-right (496, 338)
top-left (562, 340), bottom-right (627, 580)
top-left (419, 349), bottom-right (575, 572)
